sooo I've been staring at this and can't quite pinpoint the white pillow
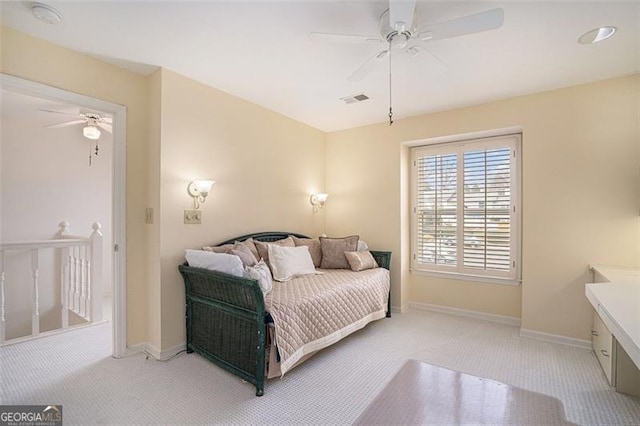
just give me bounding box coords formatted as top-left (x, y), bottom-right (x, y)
top-left (185, 249), bottom-right (244, 277)
top-left (268, 244), bottom-right (316, 282)
top-left (357, 240), bottom-right (369, 251)
top-left (244, 260), bottom-right (273, 296)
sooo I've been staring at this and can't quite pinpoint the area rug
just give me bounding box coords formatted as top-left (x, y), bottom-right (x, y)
top-left (353, 359), bottom-right (576, 425)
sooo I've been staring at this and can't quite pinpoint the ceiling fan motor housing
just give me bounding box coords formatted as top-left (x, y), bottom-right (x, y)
top-left (380, 9), bottom-right (416, 49)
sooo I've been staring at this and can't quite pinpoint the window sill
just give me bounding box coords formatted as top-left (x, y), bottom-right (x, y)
top-left (410, 268), bottom-right (521, 286)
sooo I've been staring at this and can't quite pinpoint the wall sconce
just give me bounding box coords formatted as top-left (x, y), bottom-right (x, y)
top-left (310, 193), bottom-right (329, 213)
top-left (187, 180), bottom-right (215, 209)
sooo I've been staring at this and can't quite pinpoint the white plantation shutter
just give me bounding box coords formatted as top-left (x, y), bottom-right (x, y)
top-left (412, 134), bottom-right (520, 283)
top-left (415, 150), bottom-right (458, 270)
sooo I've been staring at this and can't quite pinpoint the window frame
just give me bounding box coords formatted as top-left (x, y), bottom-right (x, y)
top-left (410, 133), bottom-right (522, 286)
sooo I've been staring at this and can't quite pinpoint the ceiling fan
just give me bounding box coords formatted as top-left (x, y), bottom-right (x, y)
top-left (40, 109), bottom-right (113, 165)
top-left (41, 109), bottom-right (112, 140)
top-left (310, 0), bottom-right (504, 124)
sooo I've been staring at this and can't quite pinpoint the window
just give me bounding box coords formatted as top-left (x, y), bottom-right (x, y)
top-left (411, 134), bottom-right (521, 284)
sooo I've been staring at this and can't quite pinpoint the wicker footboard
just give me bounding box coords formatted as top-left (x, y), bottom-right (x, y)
top-left (178, 264), bottom-right (267, 396)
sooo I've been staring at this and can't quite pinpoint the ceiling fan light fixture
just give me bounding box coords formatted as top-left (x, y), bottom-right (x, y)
top-left (83, 125), bottom-right (101, 140)
top-left (31, 2), bottom-right (62, 25)
top-left (578, 26), bottom-right (616, 44)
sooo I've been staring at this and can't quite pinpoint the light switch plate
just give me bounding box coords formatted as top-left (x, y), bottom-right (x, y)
top-left (145, 208), bottom-right (154, 224)
top-left (184, 209), bottom-right (201, 224)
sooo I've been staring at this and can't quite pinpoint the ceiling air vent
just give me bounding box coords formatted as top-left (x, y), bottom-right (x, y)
top-left (340, 93), bottom-right (370, 105)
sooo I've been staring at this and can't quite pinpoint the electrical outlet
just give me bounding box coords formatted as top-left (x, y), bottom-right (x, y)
top-left (145, 208), bottom-right (154, 224)
top-left (184, 209), bottom-right (202, 224)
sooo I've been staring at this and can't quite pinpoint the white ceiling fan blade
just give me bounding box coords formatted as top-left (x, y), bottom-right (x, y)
top-left (39, 108), bottom-right (81, 117)
top-left (97, 122), bottom-right (113, 133)
top-left (405, 46), bottom-right (447, 75)
top-left (347, 50), bottom-right (389, 82)
top-left (389, 0), bottom-right (416, 32)
top-left (309, 32), bottom-right (383, 44)
top-left (418, 8), bottom-right (504, 41)
top-left (101, 116), bottom-right (113, 124)
top-left (45, 119), bottom-right (86, 129)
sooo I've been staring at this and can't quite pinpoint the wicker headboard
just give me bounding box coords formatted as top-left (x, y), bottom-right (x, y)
top-left (216, 231), bottom-right (310, 246)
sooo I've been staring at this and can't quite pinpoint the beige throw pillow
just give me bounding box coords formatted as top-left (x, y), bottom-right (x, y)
top-left (319, 236), bottom-right (359, 269)
top-left (239, 237), bottom-right (260, 260)
top-left (344, 250), bottom-right (378, 272)
top-left (230, 241), bottom-right (258, 267)
top-left (202, 243), bottom-right (234, 253)
top-left (254, 237), bottom-right (295, 268)
top-left (291, 236), bottom-right (322, 268)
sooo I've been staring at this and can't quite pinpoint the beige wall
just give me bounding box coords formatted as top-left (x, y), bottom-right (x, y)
top-left (1, 26), bottom-right (150, 345)
top-left (156, 69), bottom-right (326, 349)
top-left (326, 74), bottom-right (639, 340)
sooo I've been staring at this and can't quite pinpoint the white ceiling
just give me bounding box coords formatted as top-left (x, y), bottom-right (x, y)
top-left (1, 1), bottom-right (638, 132)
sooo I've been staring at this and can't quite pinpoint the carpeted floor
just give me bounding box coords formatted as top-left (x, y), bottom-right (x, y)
top-left (1, 308), bottom-right (639, 425)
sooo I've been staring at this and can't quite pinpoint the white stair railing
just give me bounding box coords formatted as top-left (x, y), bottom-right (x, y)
top-left (0, 221), bottom-right (103, 345)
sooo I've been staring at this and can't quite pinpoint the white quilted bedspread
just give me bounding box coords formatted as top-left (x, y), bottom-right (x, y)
top-left (264, 268), bottom-right (390, 376)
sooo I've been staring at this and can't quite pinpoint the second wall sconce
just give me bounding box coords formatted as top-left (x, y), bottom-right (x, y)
top-left (310, 193), bottom-right (329, 213)
top-left (187, 180), bottom-right (215, 209)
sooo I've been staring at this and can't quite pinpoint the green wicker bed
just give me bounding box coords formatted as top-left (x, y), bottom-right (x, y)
top-left (178, 232), bottom-right (391, 396)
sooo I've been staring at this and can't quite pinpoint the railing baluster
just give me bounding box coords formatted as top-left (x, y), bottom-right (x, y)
top-left (80, 247), bottom-right (87, 318)
top-left (1, 250), bottom-right (5, 344)
top-left (61, 246), bottom-right (69, 329)
top-left (73, 246), bottom-right (80, 312)
top-left (68, 252), bottom-right (74, 309)
top-left (86, 253), bottom-right (92, 320)
top-left (31, 249), bottom-right (40, 337)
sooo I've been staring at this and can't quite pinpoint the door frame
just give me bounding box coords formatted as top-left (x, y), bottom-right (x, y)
top-left (1, 73), bottom-right (127, 357)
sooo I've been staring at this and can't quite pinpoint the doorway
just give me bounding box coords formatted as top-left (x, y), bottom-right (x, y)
top-left (0, 73), bottom-right (126, 357)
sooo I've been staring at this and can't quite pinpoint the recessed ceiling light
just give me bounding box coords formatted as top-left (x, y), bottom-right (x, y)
top-left (31, 2), bottom-right (62, 25)
top-left (578, 26), bottom-right (617, 44)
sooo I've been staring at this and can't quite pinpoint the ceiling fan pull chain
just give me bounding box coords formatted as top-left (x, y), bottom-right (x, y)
top-left (89, 144), bottom-right (92, 167)
top-left (389, 45), bottom-right (393, 126)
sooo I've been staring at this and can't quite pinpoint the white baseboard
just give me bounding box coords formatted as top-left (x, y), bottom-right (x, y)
top-left (519, 328), bottom-right (591, 350)
top-left (125, 342), bottom-right (147, 357)
top-left (409, 301), bottom-right (521, 326)
top-left (127, 342), bottom-right (187, 360)
top-left (391, 304), bottom-right (409, 314)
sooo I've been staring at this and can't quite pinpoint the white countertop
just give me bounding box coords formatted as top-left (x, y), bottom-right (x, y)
top-left (586, 265), bottom-right (640, 369)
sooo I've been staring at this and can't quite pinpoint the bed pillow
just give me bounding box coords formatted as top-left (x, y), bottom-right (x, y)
top-left (291, 236), bottom-right (322, 268)
top-left (320, 235), bottom-right (359, 269)
top-left (238, 237), bottom-right (260, 260)
top-left (254, 237), bottom-right (295, 267)
top-left (344, 250), bottom-right (378, 272)
top-left (357, 240), bottom-right (369, 251)
top-left (201, 243), bottom-right (234, 253)
top-left (244, 260), bottom-right (273, 296)
top-left (185, 249), bottom-right (244, 277)
top-left (230, 241), bottom-right (259, 267)
top-left (268, 244), bottom-right (316, 282)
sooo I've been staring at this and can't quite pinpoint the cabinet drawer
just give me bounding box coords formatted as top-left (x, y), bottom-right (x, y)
top-left (592, 311), bottom-right (613, 385)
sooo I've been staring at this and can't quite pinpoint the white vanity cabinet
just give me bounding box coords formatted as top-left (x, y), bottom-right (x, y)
top-left (591, 311), bottom-right (614, 384)
top-left (586, 265), bottom-right (640, 396)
